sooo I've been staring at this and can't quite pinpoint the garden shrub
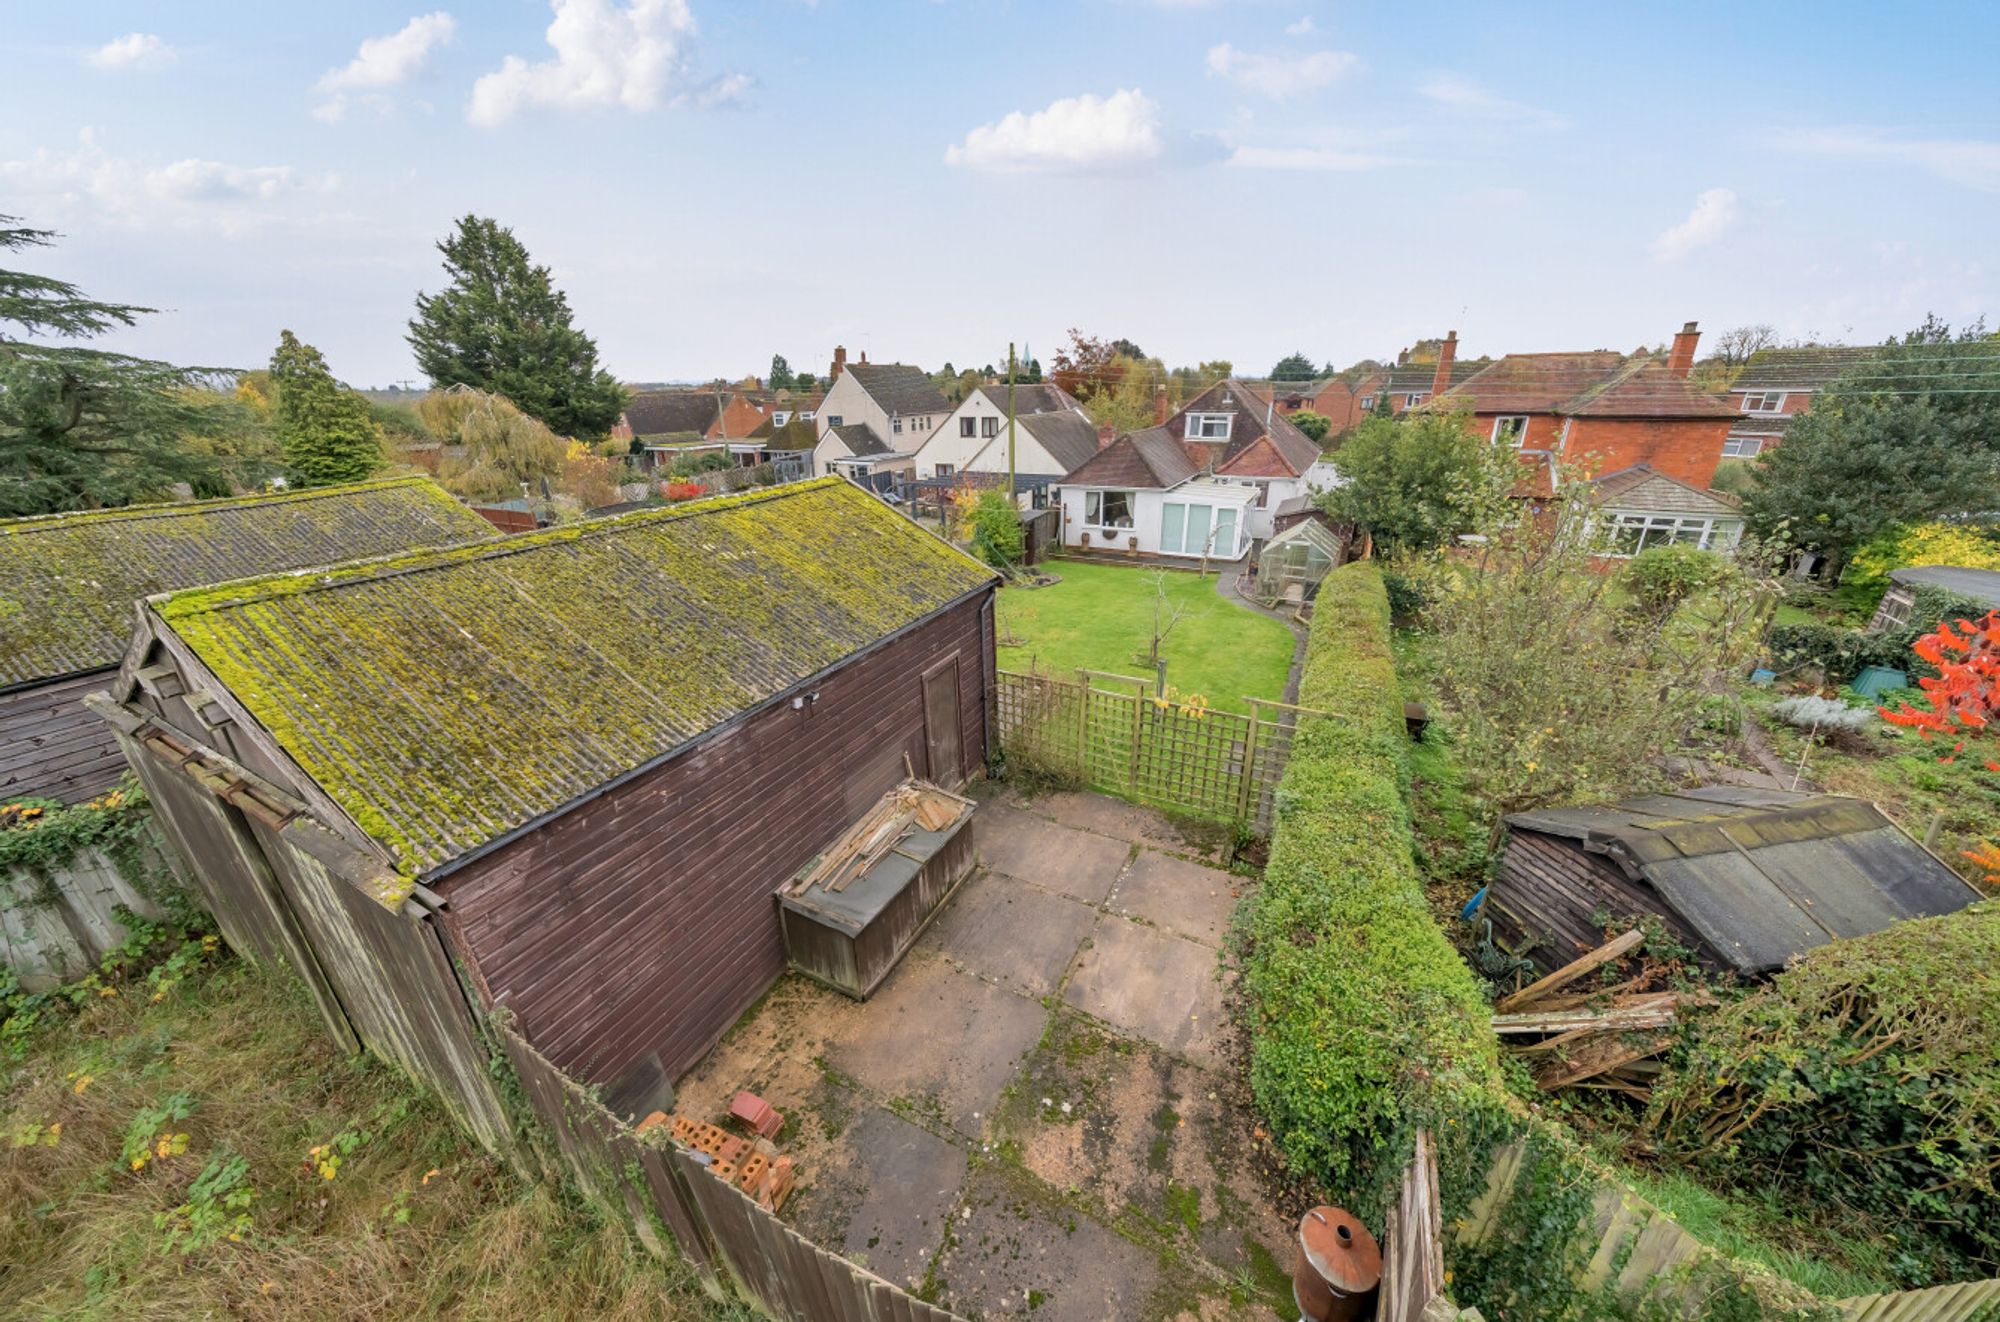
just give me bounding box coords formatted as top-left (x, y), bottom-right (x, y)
top-left (1767, 695), bottom-right (1873, 737)
top-left (1768, 585), bottom-right (1990, 683)
top-left (1236, 561), bottom-right (1507, 1223)
top-left (1379, 565), bottom-right (1431, 621)
top-left (1623, 544), bottom-right (1730, 612)
top-left (966, 490), bottom-right (1024, 569)
top-left (1844, 521), bottom-right (2000, 599)
top-left (1647, 904), bottom-right (2000, 1285)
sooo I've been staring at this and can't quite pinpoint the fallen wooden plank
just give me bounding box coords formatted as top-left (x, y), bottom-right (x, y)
top-left (1493, 1002), bottom-right (1678, 1036)
top-left (1495, 929), bottom-right (1644, 1014)
top-left (1534, 1030), bottom-right (1675, 1090)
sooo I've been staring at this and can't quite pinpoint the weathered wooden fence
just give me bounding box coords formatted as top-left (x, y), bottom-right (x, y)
top-left (497, 1020), bottom-right (962, 1322)
top-left (994, 668), bottom-right (1316, 831)
top-left (0, 835), bottom-right (182, 990)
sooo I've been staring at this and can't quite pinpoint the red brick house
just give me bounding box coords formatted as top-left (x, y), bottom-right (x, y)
top-left (1429, 322), bottom-right (1740, 490)
top-left (1720, 345), bottom-right (1879, 459)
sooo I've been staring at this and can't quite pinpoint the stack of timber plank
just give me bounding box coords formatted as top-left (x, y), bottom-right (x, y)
top-left (1489, 930), bottom-right (1704, 1095)
top-left (787, 779), bottom-right (972, 897)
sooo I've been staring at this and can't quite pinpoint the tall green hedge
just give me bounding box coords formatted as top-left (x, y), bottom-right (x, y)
top-left (1236, 561), bottom-right (1507, 1223)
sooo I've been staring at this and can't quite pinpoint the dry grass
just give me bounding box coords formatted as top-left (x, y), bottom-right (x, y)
top-left (1, 955), bottom-right (744, 1320)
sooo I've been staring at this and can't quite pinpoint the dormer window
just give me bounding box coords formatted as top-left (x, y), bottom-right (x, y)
top-left (1186, 413), bottom-right (1233, 441)
top-left (1741, 391), bottom-right (1787, 413)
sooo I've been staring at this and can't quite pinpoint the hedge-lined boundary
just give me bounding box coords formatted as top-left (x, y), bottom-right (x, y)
top-left (1237, 562), bottom-right (1834, 1317)
top-left (1235, 560), bottom-right (1507, 1224)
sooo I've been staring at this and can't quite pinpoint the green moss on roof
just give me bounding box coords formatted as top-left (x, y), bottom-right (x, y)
top-left (0, 478), bottom-right (496, 689)
top-left (156, 478), bottom-right (998, 878)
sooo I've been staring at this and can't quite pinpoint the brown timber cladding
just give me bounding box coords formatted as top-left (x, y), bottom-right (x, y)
top-left (1, 669), bottom-right (127, 803)
top-left (1489, 831), bottom-right (1706, 974)
top-left (435, 594), bottom-right (993, 1093)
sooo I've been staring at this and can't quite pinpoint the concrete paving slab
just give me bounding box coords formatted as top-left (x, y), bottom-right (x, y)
top-left (932, 1166), bottom-right (1167, 1321)
top-left (787, 1106), bottom-right (968, 1293)
top-left (1063, 917), bottom-right (1230, 1067)
top-left (1110, 850), bottom-right (1244, 949)
top-left (822, 954), bottom-right (1048, 1141)
top-left (920, 870), bottom-right (1099, 997)
top-left (1028, 791), bottom-right (1232, 865)
top-left (973, 801), bottom-right (1131, 904)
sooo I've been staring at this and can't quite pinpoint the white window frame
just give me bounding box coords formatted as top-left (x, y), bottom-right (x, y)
top-left (1160, 500), bottom-right (1242, 558)
top-left (826, 414), bottom-right (843, 427)
top-left (1740, 391), bottom-right (1788, 413)
top-left (891, 415), bottom-right (904, 435)
top-left (1185, 413), bottom-right (1233, 441)
top-left (1721, 435), bottom-right (1764, 458)
top-left (1405, 392), bottom-right (1427, 409)
top-left (1082, 489), bottom-right (1136, 531)
top-left (1490, 415), bottom-right (1530, 447)
top-left (1598, 512), bottom-right (1732, 557)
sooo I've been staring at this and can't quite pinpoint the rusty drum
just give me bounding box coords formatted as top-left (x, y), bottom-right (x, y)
top-left (1293, 1205), bottom-right (1382, 1322)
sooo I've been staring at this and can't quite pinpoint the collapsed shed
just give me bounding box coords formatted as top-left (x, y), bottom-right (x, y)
top-left (97, 478), bottom-right (998, 1120)
top-left (1490, 786), bottom-right (1981, 976)
top-left (0, 478), bottom-right (494, 804)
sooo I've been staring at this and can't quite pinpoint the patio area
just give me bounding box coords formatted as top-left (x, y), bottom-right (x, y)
top-left (673, 787), bottom-right (1297, 1320)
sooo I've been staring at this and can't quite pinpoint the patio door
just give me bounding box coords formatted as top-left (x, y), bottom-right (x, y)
top-left (922, 656), bottom-right (963, 786)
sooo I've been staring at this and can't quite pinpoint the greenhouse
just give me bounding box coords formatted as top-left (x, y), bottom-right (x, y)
top-left (1255, 517), bottom-right (1344, 605)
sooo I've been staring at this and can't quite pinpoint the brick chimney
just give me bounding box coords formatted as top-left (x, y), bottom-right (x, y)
top-left (1430, 330), bottom-right (1458, 399)
top-left (830, 345), bottom-right (846, 380)
top-left (1154, 385), bottom-right (1168, 426)
top-left (1097, 422), bottom-right (1117, 449)
top-left (859, 349), bottom-right (868, 364)
top-left (1667, 321), bottom-right (1700, 378)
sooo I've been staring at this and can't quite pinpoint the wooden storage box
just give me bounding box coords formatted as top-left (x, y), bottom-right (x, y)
top-left (780, 812), bottom-right (974, 999)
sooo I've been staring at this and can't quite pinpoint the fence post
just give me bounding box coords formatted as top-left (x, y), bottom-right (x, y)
top-left (1074, 670), bottom-right (1091, 783)
top-left (1129, 680), bottom-right (1146, 794)
top-left (1237, 699), bottom-right (1264, 824)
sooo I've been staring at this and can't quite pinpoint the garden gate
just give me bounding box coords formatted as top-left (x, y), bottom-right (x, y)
top-left (993, 668), bottom-right (1320, 832)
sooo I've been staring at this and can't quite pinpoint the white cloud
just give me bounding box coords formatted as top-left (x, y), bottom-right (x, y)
top-left (1767, 127), bottom-right (2000, 193)
top-left (945, 89), bottom-right (1163, 174)
top-left (1206, 43), bottom-right (1357, 99)
top-left (1651, 187), bottom-right (1739, 262)
top-left (0, 131), bottom-right (325, 234)
top-left (673, 71), bottom-right (752, 110)
top-left (87, 33), bottom-right (175, 71)
top-left (1285, 16), bottom-right (1316, 35)
top-left (1226, 145), bottom-right (1393, 171)
top-left (468, 0), bottom-right (712, 127)
top-left (315, 12), bottom-right (457, 123)
top-left (1418, 73), bottom-right (1564, 129)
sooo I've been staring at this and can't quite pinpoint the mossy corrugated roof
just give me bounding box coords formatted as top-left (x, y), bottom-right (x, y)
top-left (152, 478), bottom-right (998, 878)
top-left (0, 478), bottom-right (496, 689)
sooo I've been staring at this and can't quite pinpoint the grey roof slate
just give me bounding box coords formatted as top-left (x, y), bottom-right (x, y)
top-left (1014, 411), bottom-right (1102, 473)
top-left (1887, 565), bottom-right (2000, 607)
top-left (1732, 346), bottom-right (1881, 391)
top-left (623, 391), bottom-right (722, 437)
top-left (829, 423), bottom-right (890, 457)
top-left (846, 363), bottom-right (950, 417)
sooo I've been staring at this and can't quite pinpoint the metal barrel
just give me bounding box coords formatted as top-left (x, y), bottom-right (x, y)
top-left (1292, 1205), bottom-right (1382, 1322)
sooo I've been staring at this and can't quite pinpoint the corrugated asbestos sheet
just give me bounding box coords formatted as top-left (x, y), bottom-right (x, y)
top-left (1505, 786), bottom-right (1980, 974)
top-left (150, 479), bottom-right (998, 877)
top-left (0, 477), bottom-right (494, 687)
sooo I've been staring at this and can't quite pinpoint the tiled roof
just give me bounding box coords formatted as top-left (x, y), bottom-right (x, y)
top-left (623, 391), bottom-right (722, 437)
top-left (1563, 359), bottom-right (1742, 419)
top-left (1014, 411), bottom-right (1102, 473)
top-left (148, 479), bottom-right (996, 877)
top-left (0, 478), bottom-right (494, 689)
top-left (1732, 346), bottom-right (1881, 391)
top-left (1060, 426), bottom-right (1199, 489)
top-left (1588, 464), bottom-right (1743, 515)
top-left (1731, 412), bottom-right (1798, 437)
top-left (846, 363), bottom-right (950, 417)
top-left (1437, 352), bottom-right (1626, 413)
top-left (971, 382), bottom-right (1083, 415)
top-left (1175, 379), bottom-right (1322, 477)
top-left (1382, 362), bottom-right (1485, 394)
top-left (828, 423), bottom-right (890, 457)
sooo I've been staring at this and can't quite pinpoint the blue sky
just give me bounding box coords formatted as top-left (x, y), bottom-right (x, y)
top-left (4, 1), bottom-right (1996, 386)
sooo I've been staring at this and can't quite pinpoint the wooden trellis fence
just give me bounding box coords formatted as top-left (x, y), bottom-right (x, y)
top-left (994, 668), bottom-right (1320, 832)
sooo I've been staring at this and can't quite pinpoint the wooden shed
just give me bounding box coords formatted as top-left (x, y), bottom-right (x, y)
top-left (0, 478), bottom-right (493, 803)
top-left (98, 478), bottom-right (999, 1119)
top-left (1491, 786), bottom-right (1981, 977)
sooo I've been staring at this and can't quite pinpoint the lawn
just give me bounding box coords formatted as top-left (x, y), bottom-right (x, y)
top-left (1, 951), bottom-right (743, 1321)
top-left (996, 561), bottom-right (1296, 713)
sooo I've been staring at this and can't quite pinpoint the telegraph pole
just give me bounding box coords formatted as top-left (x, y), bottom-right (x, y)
top-left (1006, 342), bottom-right (1017, 502)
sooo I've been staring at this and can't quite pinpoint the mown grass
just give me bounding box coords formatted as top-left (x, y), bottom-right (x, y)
top-left (996, 560), bottom-right (1295, 713)
top-left (0, 954), bottom-right (743, 1321)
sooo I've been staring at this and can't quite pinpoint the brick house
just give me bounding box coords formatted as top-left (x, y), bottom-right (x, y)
top-left (614, 389), bottom-right (775, 469)
top-left (1720, 345), bottom-right (1879, 459)
top-left (1430, 322), bottom-right (1740, 490)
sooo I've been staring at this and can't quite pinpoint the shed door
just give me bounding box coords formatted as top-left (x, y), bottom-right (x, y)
top-left (922, 656), bottom-right (963, 785)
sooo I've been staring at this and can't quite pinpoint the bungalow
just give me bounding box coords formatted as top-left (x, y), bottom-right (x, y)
top-left (617, 389), bottom-right (773, 470)
top-left (910, 382), bottom-right (1087, 480)
top-left (1159, 379), bottom-right (1339, 541)
top-left (1430, 322), bottom-right (1742, 491)
top-left (96, 478), bottom-right (998, 1112)
top-left (1054, 428), bottom-right (1257, 562)
top-left (0, 478), bottom-right (494, 804)
top-left (812, 349), bottom-right (953, 480)
top-left (1721, 345), bottom-right (1879, 459)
